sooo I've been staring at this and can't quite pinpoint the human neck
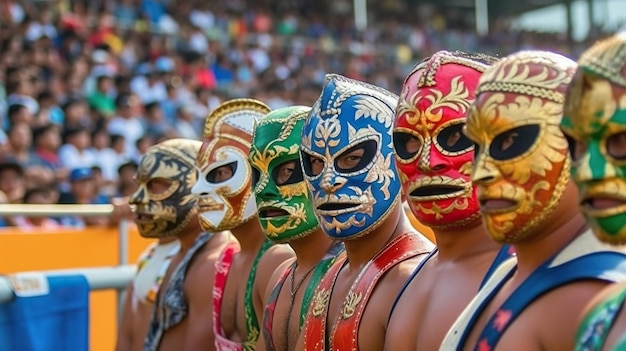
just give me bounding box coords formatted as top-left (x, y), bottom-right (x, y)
top-left (512, 211), bottom-right (587, 279)
top-left (289, 229), bottom-right (335, 270)
top-left (231, 217), bottom-right (266, 253)
top-left (177, 219), bottom-right (203, 252)
top-left (433, 219), bottom-right (501, 262)
top-left (342, 205), bottom-right (405, 271)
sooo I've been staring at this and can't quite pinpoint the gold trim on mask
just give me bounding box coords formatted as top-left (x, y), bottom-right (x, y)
top-left (397, 76), bottom-right (472, 131)
top-left (577, 32), bottom-right (626, 89)
top-left (203, 98), bottom-right (271, 138)
top-left (411, 52), bottom-right (495, 87)
top-left (407, 175), bottom-right (472, 202)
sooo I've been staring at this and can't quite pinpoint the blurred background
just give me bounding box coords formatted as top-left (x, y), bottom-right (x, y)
top-left (0, 0), bottom-right (623, 226)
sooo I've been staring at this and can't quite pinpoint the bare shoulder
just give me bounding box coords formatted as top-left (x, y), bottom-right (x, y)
top-left (384, 252), bottom-right (430, 284)
top-left (530, 280), bottom-right (612, 350)
top-left (263, 257), bottom-right (297, 300)
top-left (259, 243), bottom-right (295, 273)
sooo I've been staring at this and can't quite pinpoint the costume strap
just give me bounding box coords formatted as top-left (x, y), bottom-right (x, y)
top-left (262, 262), bottom-right (294, 351)
top-left (387, 247), bottom-right (438, 323)
top-left (472, 251), bottom-right (626, 351)
top-left (302, 255), bottom-right (348, 351)
top-left (213, 242), bottom-right (240, 340)
top-left (331, 232), bottom-right (431, 350)
top-left (478, 245), bottom-right (516, 290)
top-left (301, 241), bottom-right (346, 327)
top-left (244, 239), bottom-right (274, 347)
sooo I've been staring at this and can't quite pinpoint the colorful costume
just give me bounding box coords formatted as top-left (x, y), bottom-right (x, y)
top-left (249, 106), bottom-right (345, 351)
top-left (128, 138), bottom-right (208, 351)
top-left (191, 98), bottom-right (272, 351)
top-left (439, 51), bottom-right (626, 351)
top-left (299, 74), bottom-right (434, 350)
top-left (391, 51), bottom-right (514, 311)
top-left (133, 240), bottom-right (180, 307)
top-left (561, 33), bottom-right (626, 351)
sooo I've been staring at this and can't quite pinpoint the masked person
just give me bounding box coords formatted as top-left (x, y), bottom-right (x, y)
top-left (295, 74), bottom-right (435, 351)
top-left (386, 50), bottom-right (515, 351)
top-left (191, 98), bottom-right (294, 351)
top-left (560, 32), bottom-right (626, 351)
top-left (439, 50), bottom-right (626, 351)
top-left (249, 106), bottom-right (345, 351)
top-left (129, 139), bottom-right (232, 351)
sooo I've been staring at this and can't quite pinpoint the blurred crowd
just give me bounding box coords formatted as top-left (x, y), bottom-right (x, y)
top-left (0, 0), bottom-right (619, 229)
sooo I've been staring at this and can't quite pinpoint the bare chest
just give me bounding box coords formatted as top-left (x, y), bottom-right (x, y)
top-left (270, 273), bottom-right (312, 351)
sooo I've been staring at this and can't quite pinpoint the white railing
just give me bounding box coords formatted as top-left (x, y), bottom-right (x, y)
top-left (0, 204), bottom-right (135, 319)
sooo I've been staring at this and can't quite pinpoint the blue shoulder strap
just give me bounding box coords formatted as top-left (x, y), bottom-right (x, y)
top-left (479, 245), bottom-right (514, 289)
top-left (470, 251), bottom-right (626, 351)
top-left (387, 247), bottom-right (438, 323)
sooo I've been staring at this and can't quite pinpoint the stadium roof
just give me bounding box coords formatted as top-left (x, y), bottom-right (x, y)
top-left (420, 0), bottom-right (574, 19)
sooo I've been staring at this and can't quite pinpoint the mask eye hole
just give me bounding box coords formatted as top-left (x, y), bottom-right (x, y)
top-left (206, 161), bottom-right (237, 183)
top-left (251, 167), bottom-right (260, 187)
top-left (607, 132), bottom-right (626, 160)
top-left (489, 124), bottom-right (540, 161)
top-left (272, 159), bottom-right (303, 186)
top-left (301, 150), bottom-right (324, 177)
top-left (393, 132), bottom-right (421, 160)
top-left (147, 178), bottom-right (172, 194)
top-left (563, 133), bottom-right (587, 162)
top-left (335, 140), bottom-right (377, 173)
top-left (436, 123), bottom-right (473, 153)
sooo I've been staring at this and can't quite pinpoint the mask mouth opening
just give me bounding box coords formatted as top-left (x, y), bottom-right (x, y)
top-left (259, 207), bottom-right (290, 219)
top-left (410, 185), bottom-right (466, 199)
top-left (581, 196), bottom-right (626, 213)
top-left (135, 212), bottom-right (154, 222)
top-left (317, 202), bottom-right (360, 212)
top-left (479, 198), bottom-right (518, 212)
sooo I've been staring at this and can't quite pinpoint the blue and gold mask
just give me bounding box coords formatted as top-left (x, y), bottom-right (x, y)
top-left (300, 74), bottom-right (401, 240)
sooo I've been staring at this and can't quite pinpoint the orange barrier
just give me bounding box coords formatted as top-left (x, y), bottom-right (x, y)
top-left (0, 224), bottom-right (153, 351)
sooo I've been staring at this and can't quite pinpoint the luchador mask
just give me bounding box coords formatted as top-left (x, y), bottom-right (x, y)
top-left (130, 138), bottom-right (200, 238)
top-left (394, 50), bottom-right (497, 230)
top-left (561, 33), bottom-right (626, 245)
top-left (192, 98), bottom-right (271, 232)
top-left (250, 106), bottom-right (319, 243)
top-left (300, 74), bottom-right (400, 240)
top-left (465, 51), bottom-right (576, 243)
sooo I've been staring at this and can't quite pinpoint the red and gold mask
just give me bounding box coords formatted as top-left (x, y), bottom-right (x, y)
top-left (465, 51), bottom-right (576, 243)
top-left (394, 51), bottom-right (497, 229)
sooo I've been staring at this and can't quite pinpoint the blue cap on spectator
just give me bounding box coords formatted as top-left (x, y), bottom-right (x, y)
top-left (70, 167), bottom-right (93, 182)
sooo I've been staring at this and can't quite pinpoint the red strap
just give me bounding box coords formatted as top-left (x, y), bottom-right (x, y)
top-left (213, 242), bottom-right (240, 338)
top-left (332, 232), bottom-right (427, 349)
top-left (302, 256), bottom-right (347, 351)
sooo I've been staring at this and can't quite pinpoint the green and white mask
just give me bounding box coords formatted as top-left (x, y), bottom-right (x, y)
top-left (249, 106), bottom-right (319, 243)
top-left (561, 32), bottom-right (626, 244)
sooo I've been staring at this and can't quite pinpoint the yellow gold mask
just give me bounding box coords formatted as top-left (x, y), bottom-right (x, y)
top-left (465, 51), bottom-right (577, 243)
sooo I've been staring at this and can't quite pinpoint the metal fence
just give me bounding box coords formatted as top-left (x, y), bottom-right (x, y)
top-left (0, 204), bottom-right (135, 320)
